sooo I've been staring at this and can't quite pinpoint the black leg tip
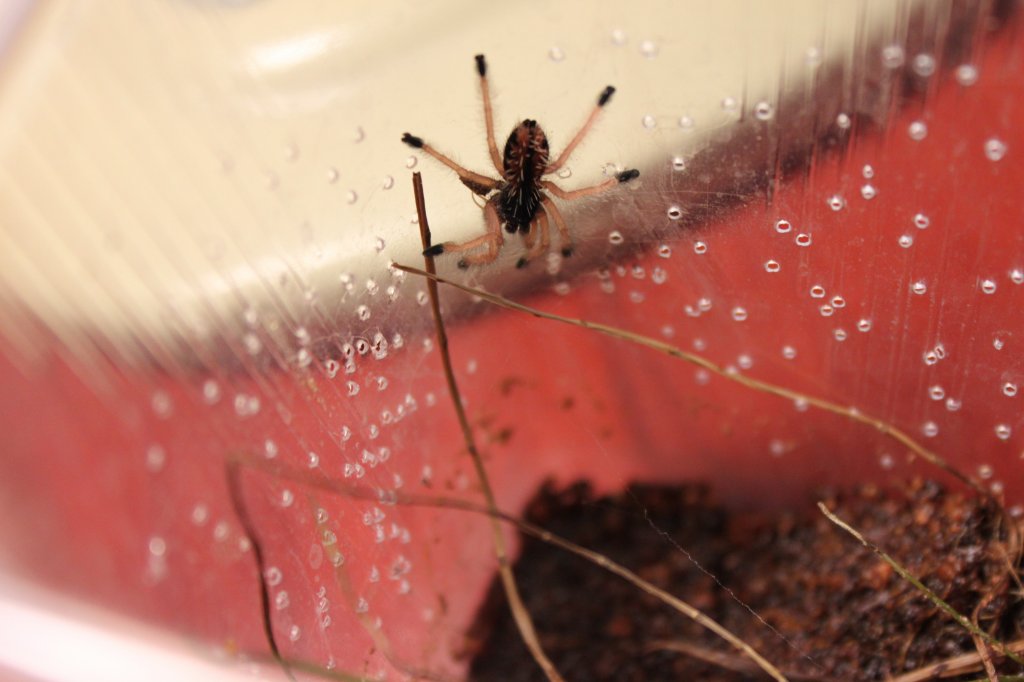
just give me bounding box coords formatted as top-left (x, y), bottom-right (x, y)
top-left (598, 86), bottom-right (616, 107)
top-left (561, 246), bottom-right (574, 258)
top-left (515, 257), bottom-right (528, 269)
top-left (423, 244), bottom-right (444, 257)
top-left (402, 133), bottom-right (424, 149)
top-left (617, 168), bottom-right (640, 183)
top-left (457, 259), bottom-right (469, 270)
top-left (475, 54), bottom-right (487, 77)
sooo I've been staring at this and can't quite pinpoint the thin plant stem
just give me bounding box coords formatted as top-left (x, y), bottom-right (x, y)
top-left (818, 502), bottom-right (1024, 667)
top-left (391, 263), bottom-right (987, 498)
top-left (410, 173), bottom-right (563, 682)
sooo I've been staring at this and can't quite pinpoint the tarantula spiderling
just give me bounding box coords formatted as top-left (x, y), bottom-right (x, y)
top-left (401, 54), bottom-right (639, 269)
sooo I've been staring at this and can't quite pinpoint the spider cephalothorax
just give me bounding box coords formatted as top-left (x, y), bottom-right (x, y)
top-left (402, 54), bottom-right (639, 269)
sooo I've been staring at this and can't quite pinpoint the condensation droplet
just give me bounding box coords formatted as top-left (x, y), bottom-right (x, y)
top-left (280, 489), bottom-right (294, 507)
top-left (658, 244), bottom-right (672, 258)
top-left (955, 64), bottom-right (979, 86)
top-left (611, 28), bottom-right (627, 45)
top-left (265, 566), bottom-right (282, 587)
top-left (836, 112), bottom-right (851, 129)
top-left (879, 453), bottom-right (895, 470)
top-left (862, 164), bottom-right (875, 179)
top-left (289, 625), bottom-right (301, 642)
top-left (721, 97), bottom-right (738, 113)
top-left (898, 234), bottom-right (914, 248)
top-left (345, 190), bottom-right (358, 204)
top-left (860, 184), bottom-right (876, 200)
top-left (831, 296), bottom-right (846, 308)
top-left (881, 44), bottom-right (905, 68)
top-left (754, 101), bottom-right (773, 121)
top-left (764, 260), bottom-right (780, 273)
top-left (191, 504), bottom-right (209, 526)
top-left (202, 380), bottom-right (221, 404)
top-left (548, 46), bottom-right (565, 62)
top-left (819, 304), bottom-right (834, 317)
top-left (911, 280), bottom-right (927, 295)
top-left (639, 40), bottom-right (659, 58)
top-left (146, 444), bottom-right (166, 472)
top-left (651, 267), bottom-right (667, 284)
top-left (263, 439), bottom-right (278, 459)
top-left (995, 425), bottom-right (1012, 441)
top-left (346, 381), bottom-right (360, 397)
top-left (405, 155), bottom-right (417, 169)
top-left (921, 421), bottom-right (939, 437)
top-left (356, 305), bottom-right (371, 321)
top-left (809, 285), bottom-right (826, 299)
top-left (827, 195), bottom-right (845, 211)
top-left (980, 279), bottom-right (997, 294)
top-left (984, 138), bottom-right (1007, 161)
top-left (1002, 382), bottom-right (1018, 397)
top-left (151, 391), bottom-right (172, 418)
top-left (908, 121), bottom-right (927, 141)
top-left (642, 114), bottom-right (657, 129)
top-left (857, 319), bottom-right (872, 332)
top-left (929, 385), bottom-right (945, 400)
top-left (993, 336), bottom-right (1005, 350)
top-left (782, 345), bottom-right (797, 359)
top-left (608, 230), bottom-right (624, 245)
top-left (308, 451), bottom-right (320, 468)
top-left (914, 213), bottom-right (930, 229)
top-left (912, 53), bottom-right (936, 77)
top-left (326, 167), bottom-right (339, 184)
top-left (693, 241), bottom-right (707, 254)
top-left (678, 115), bottom-right (695, 130)
top-left (945, 397), bottom-right (962, 412)
top-left (731, 307), bottom-right (747, 322)
top-left (833, 329), bottom-right (847, 341)
top-left (1010, 268), bottom-right (1024, 284)
top-left (558, 167), bottom-right (572, 179)
top-left (775, 219), bottom-right (791, 233)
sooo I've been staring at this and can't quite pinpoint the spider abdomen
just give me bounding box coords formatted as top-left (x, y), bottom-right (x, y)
top-left (500, 119), bottom-right (549, 233)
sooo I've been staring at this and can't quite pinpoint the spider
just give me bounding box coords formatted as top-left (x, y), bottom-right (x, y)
top-left (402, 54), bottom-right (639, 269)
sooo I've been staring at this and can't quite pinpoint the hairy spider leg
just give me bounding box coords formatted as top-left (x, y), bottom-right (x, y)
top-left (401, 133), bottom-right (499, 194)
top-left (539, 196), bottom-right (574, 257)
top-left (517, 207), bottom-right (551, 268)
top-left (475, 55), bottom-right (504, 174)
top-left (430, 199), bottom-right (505, 268)
top-left (541, 167), bottom-right (639, 202)
top-left (545, 85), bottom-right (617, 174)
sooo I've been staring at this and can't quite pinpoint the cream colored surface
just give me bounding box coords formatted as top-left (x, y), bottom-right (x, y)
top-left (0, 1), bottom-right (916, 366)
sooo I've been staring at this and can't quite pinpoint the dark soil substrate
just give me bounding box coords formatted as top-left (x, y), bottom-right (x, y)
top-left (466, 479), bottom-right (1024, 681)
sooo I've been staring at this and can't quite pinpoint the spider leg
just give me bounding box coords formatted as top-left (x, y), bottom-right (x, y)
top-left (424, 199), bottom-right (504, 269)
top-left (516, 209), bottom-right (551, 268)
top-left (475, 55), bottom-right (504, 174)
top-left (541, 168), bottom-right (639, 201)
top-left (539, 196), bottom-right (574, 258)
top-left (401, 133), bottom-right (500, 193)
top-left (545, 85), bottom-right (617, 174)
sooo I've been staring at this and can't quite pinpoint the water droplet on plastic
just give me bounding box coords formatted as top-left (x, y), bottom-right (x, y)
top-left (831, 296), bottom-right (845, 308)
top-left (881, 44), bottom-right (904, 68)
top-left (693, 241), bottom-right (707, 254)
top-left (608, 230), bottom-right (624, 245)
top-left (658, 244), bottom-right (672, 258)
top-left (879, 453), bottom-right (895, 470)
top-left (857, 319), bottom-right (872, 332)
top-left (929, 385), bottom-right (945, 400)
top-left (356, 305), bottom-right (371, 321)
top-left (810, 285), bottom-right (826, 299)
top-left (860, 184), bottom-right (876, 200)
top-left (289, 625), bottom-right (301, 642)
top-left (836, 112), bottom-right (851, 129)
top-left (833, 329), bottom-right (847, 341)
top-left (1003, 382), bottom-right (1018, 397)
top-left (911, 280), bottom-right (927, 295)
top-left (980, 279), bottom-right (997, 294)
top-left (731, 307), bottom-right (747, 321)
top-left (898, 234), bottom-right (914, 248)
top-left (667, 205), bottom-right (682, 220)
top-left (610, 28), bottom-right (627, 45)
top-left (671, 156), bottom-right (686, 172)
top-left (984, 138), bottom-right (1007, 161)
top-left (782, 345), bottom-right (797, 359)
top-left (146, 444), bottom-right (166, 472)
top-left (945, 397), bottom-right (962, 412)
top-left (795, 233), bottom-right (812, 247)
top-left (202, 380), bottom-right (220, 404)
top-left (995, 424), bottom-right (1012, 441)
top-left (827, 195), bottom-right (846, 211)
top-left (280, 489), bottom-right (294, 507)
top-left (819, 305), bottom-right (834, 317)
top-left (753, 101), bottom-right (773, 121)
top-left (862, 165), bottom-right (875, 179)
top-left (908, 121), bottom-right (927, 141)
top-left (1009, 268), bottom-right (1024, 284)
top-left (764, 260), bottom-right (780, 273)
top-left (921, 421), bottom-right (939, 437)
top-left (678, 115), bottom-right (694, 130)
top-left (346, 381), bottom-right (360, 397)
top-left (548, 46), bottom-right (565, 62)
top-left (955, 64), bottom-right (979, 86)
top-left (720, 96), bottom-right (738, 113)
top-left (775, 219), bottom-right (791, 233)
top-left (642, 114), bottom-right (656, 129)
top-left (913, 213), bottom-right (930, 229)
top-left (912, 53), bottom-right (936, 77)
top-left (639, 40), bottom-right (658, 58)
